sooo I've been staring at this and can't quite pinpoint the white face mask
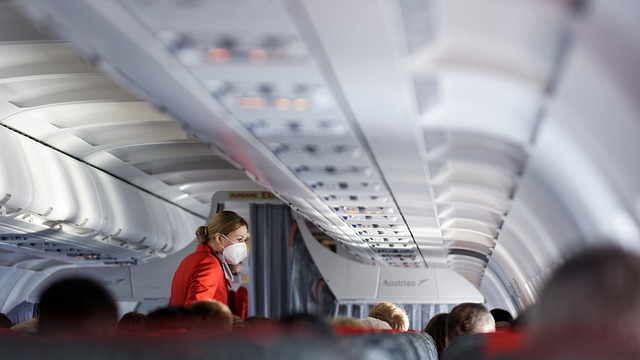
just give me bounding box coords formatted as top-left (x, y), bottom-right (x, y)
top-left (221, 235), bottom-right (247, 265)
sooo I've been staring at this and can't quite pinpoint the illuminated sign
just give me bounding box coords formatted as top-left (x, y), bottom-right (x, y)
top-left (227, 191), bottom-right (277, 200)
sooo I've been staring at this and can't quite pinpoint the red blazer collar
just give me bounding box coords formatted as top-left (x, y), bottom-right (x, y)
top-left (195, 243), bottom-right (217, 255)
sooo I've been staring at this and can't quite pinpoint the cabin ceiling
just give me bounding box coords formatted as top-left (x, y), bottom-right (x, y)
top-left (1, 0), bottom-right (639, 311)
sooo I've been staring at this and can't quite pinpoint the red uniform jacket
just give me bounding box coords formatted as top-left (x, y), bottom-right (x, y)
top-left (169, 244), bottom-right (229, 307)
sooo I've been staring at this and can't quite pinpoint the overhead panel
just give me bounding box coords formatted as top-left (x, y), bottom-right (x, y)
top-left (105, 0), bottom-right (420, 267)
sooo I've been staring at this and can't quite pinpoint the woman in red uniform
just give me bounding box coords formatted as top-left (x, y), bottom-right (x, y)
top-left (169, 211), bottom-right (248, 307)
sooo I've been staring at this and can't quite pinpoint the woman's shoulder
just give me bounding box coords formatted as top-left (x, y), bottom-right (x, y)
top-left (193, 252), bottom-right (223, 268)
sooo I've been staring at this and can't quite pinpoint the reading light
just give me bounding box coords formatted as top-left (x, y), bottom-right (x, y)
top-left (238, 97), bottom-right (267, 110)
top-left (249, 49), bottom-right (268, 63)
top-left (274, 97), bottom-right (291, 110)
top-left (293, 98), bottom-right (309, 111)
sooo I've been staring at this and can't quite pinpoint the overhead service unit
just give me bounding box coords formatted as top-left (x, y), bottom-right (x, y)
top-left (294, 212), bottom-right (483, 304)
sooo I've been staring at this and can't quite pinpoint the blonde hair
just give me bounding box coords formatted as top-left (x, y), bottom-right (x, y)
top-left (368, 301), bottom-right (409, 331)
top-left (361, 316), bottom-right (392, 329)
top-left (331, 316), bottom-right (368, 329)
top-left (195, 211), bottom-right (248, 245)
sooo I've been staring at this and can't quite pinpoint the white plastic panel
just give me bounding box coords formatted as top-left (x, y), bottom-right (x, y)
top-left (147, 199), bottom-right (202, 254)
top-left (416, 0), bottom-right (567, 85)
top-left (488, 243), bottom-right (536, 307)
top-left (481, 265), bottom-right (519, 315)
top-left (297, 211), bottom-right (483, 303)
top-left (531, 120), bottom-right (633, 245)
top-left (421, 72), bottom-right (543, 144)
top-left (547, 0), bottom-right (640, 232)
top-left (0, 264), bottom-right (59, 313)
top-left (0, 128), bottom-right (32, 210)
top-left (56, 155), bottom-right (105, 231)
top-left (17, 136), bottom-right (72, 219)
top-left (91, 170), bottom-right (158, 247)
top-left (0, 42), bottom-right (95, 79)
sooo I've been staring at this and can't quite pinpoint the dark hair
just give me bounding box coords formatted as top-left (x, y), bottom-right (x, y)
top-left (280, 313), bottom-right (333, 337)
top-left (424, 313), bottom-right (448, 357)
top-left (146, 306), bottom-right (191, 331)
top-left (38, 277), bottom-right (118, 337)
top-left (531, 246), bottom-right (640, 333)
top-left (490, 308), bottom-right (514, 323)
top-left (117, 312), bottom-right (147, 334)
top-left (0, 313), bottom-right (13, 328)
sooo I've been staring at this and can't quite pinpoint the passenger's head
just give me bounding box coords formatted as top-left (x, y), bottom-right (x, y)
top-left (10, 318), bottom-right (38, 336)
top-left (367, 301), bottom-right (409, 331)
top-left (38, 277), bottom-right (118, 338)
top-left (361, 316), bottom-right (392, 330)
top-left (331, 316), bottom-right (368, 330)
top-left (188, 300), bottom-right (234, 333)
top-left (241, 316), bottom-right (277, 332)
top-left (116, 311), bottom-right (147, 335)
top-left (231, 315), bottom-right (246, 330)
top-left (530, 246), bottom-right (640, 337)
top-left (280, 313), bottom-right (333, 337)
top-left (0, 313), bottom-right (13, 328)
top-left (490, 308), bottom-right (514, 331)
top-left (145, 306), bottom-right (191, 332)
top-left (446, 303), bottom-right (495, 344)
top-left (196, 211), bottom-right (248, 264)
top-left (424, 313), bottom-right (448, 357)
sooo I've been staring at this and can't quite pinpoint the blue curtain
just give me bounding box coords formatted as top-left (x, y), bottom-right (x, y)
top-left (248, 204), bottom-right (337, 320)
top-left (6, 301), bottom-right (37, 324)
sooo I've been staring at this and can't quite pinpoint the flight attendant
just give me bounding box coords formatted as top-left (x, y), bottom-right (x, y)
top-left (169, 211), bottom-right (249, 307)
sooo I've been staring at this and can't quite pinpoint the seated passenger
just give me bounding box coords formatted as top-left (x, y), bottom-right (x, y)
top-left (241, 315), bottom-right (278, 332)
top-left (0, 313), bottom-right (17, 336)
top-left (116, 311), bottom-right (147, 336)
top-left (37, 277), bottom-right (118, 338)
top-left (187, 299), bottom-right (233, 334)
top-left (0, 313), bottom-right (13, 329)
top-left (231, 314), bottom-right (246, 330)
top-left (145, 306), bottom-right (191, 335)
top-left (489, 308), bottom-right (514, 331)
top-left (331, 316), bottom-right (368, 332)
top-left (446, 303), bottom-right (495, 345)
top-left (367, 301), bottom-right (409, 331)
top-left (280, 313), bottom-right (333, 337)
top-left (424, 312), bottom-right (448, 358)
top-left (10, 318), bottom-right (38, 336)
top-left (361, 316), bottom-right (392, 330)
top-left (527, 245), bottom-right (640, 358)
